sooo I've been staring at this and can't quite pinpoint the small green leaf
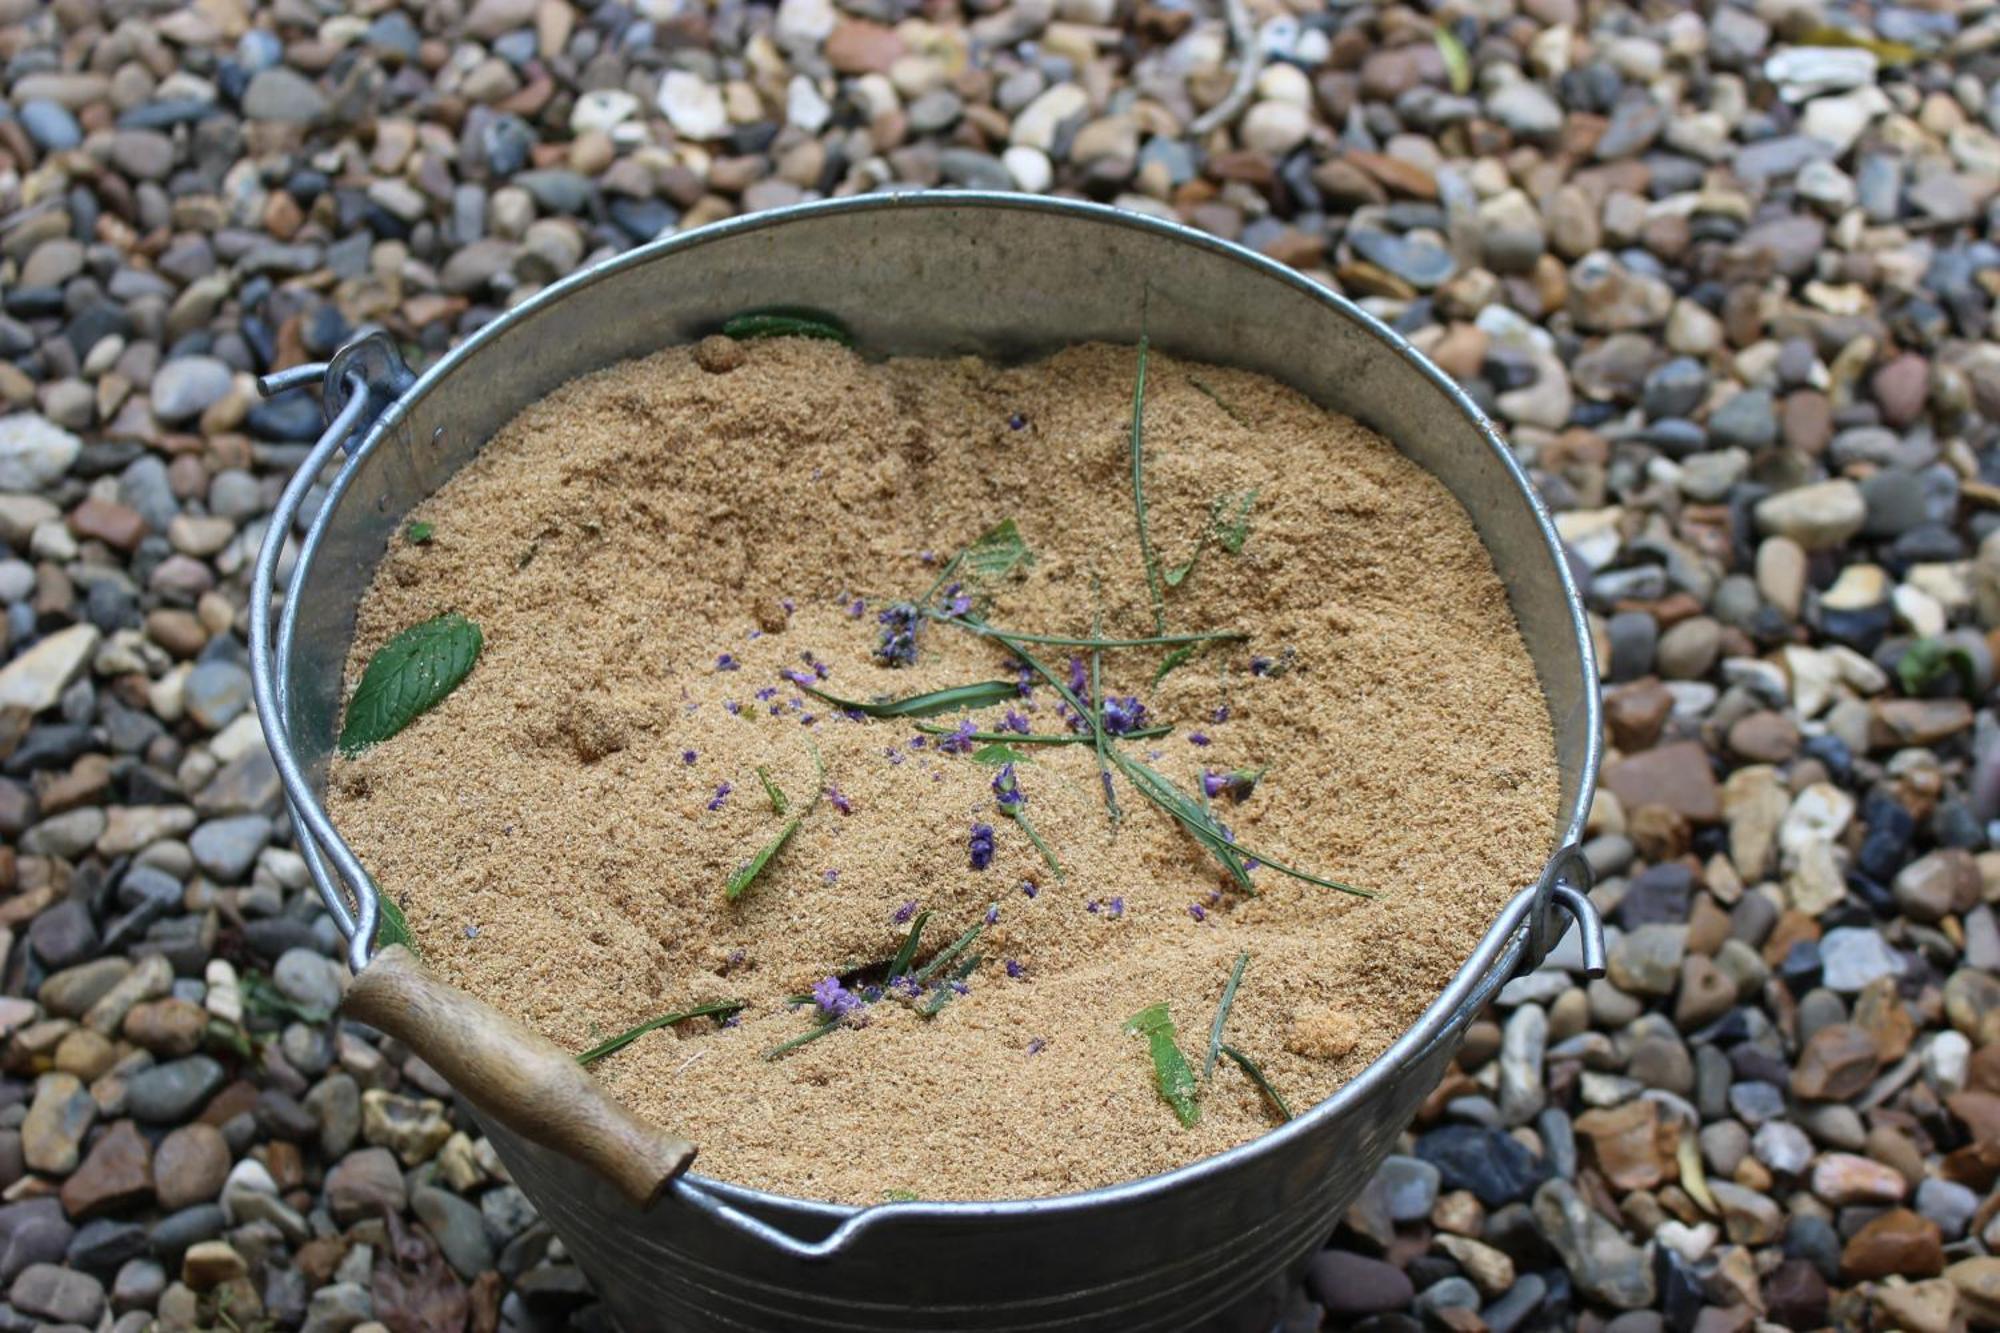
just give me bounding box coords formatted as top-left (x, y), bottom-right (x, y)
top-left (203, 1019), bottom-right (253, 1062)
top-left (1216, 489), bottom-right (1258, 554)
top-left (721, 308), bottom-right (853, 344)
top-left (1153, 643), bottom-right (1201, 686)
top-left (1205, 952), bottom-right (1250, 1079)
top-left (1220, 1043), bottom-right (1293, 1121)
top-left (405, 521), bottom-right (434, 544)
top-left (338, 613), bottom-right (483, 755)
top-left (887, 911), bottom-right (932, 980)
top-left (576, 1000), bottom-right (745, 1065)
top-left (1164, 554), bottom-right (1199, 588)
top-left (726, 818), bottom-right (800, 901)
top-left (1897, 638), bottom-right (1978, 697)
top-left (1125, 1003), bottom-right (1200, 1127)
top-left (241, 971), bottom-right (331, 1026)
top-left (971, 743), bottom-right (1031, 766)
top-left (801, 679), bottom-right (1020, 719)
top-left (882, 1189), bottom-right (920, 1202)
top-left (960, 518), bottom-right (1033, 584)
top-left (1434, 26), bottom-right (1472, 94)
top-left (756, 765), bottom-right (790, 815)
top-left (375, 893), bottom-right (419, 955)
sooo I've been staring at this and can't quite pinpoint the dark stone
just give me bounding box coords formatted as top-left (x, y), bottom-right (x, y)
top-left (0, 1200), bottom-right (73, 1286)
top-left (147, 1205), bottom-right (225, 1265)
top-left (1763, 1258), bottom-right (1828, 1328)
top-left (1414, 1125), bottom-right (1548, 1207)
top-left (64, 1219), bottom-right (147, 1275)
top-left (1615, 863), bottom-right (1694, 929)
top-left (1305, 1251), bottom-right (1414, 1319)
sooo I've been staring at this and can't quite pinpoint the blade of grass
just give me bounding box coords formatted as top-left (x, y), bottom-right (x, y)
top-left (1125, 1003), bottom-right (1200, 1127)
top-left (1129, 338), bottom-right (1165, 634)
top-left (1197, 775), bottom-right (1253, 886)
top-left (1153, 642), bottom-right (1202, 686)
top-left (887, 911), bottom-right (931, 980)
top-left (929, 614), bottom-right (1244, 649)
top-left (756, 766), bottom-right (789, 815)
top-left (913, 721), bottom-right (1174, 745)
top-left (912, 913), bottom-right (989, 984)
top-left (577, 1000), bottom-right (746, 1065)
top-left (919, 955), bottom-right (982, 1016)
top-left (1204, 952), bottom-right (1250, 1079)
top-left (1122, 754), bottom-right (1369, 897)
top-left (763, 1018), bottom-right (840, 1060)
top-left (1004, 807), bottom-right (1066, 880)
top-left (1188, 374), bottom-right (1249, 426)
top-left (1091, 602), bottom-right (1121, 824)
top-left (726, 819), bottom-right (801, 901)
top-left (1220, 1043), bottom-right (1293, 1121)
top-left (800, 680), bottom-right (1019, 719)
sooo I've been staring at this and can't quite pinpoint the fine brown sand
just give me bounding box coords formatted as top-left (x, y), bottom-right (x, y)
top-left (328, 337), bottom-right (1558, 1204)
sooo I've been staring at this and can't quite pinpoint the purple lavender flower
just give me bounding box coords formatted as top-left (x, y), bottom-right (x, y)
top-left (890, 975), bottom-right (923, 998)
top-left (969, 822), bottom-right (996, 870)
top-left (1009, 413), bottom-right (1027, 430)
top-left (1006, 959), bottom-right (1025, 978)
top-left (717, 653), bottom-right (740, 671)
top-left (1211, 704), bottom-right (1230, 723)
top-left (824, 870), bottom-right (839, 884)
top-left (1002, 709), bottom-right (1031, 734)
top-left (811, 976), bottom-right (864, 1021)
top-left (875, 602), bottom-right (922, 668)
top-left (1106, 897), bottom-right (1125, 919)
top-left (682, 749), bottom-right (698, 764)
top-left (1249, 656), bottom-right (1273, 677)
top-left (827, 787), bottom-right (853, 815)
top-left (1188, 732), bottom-right (1211, 746)
top-left (1027, 1037), bottom-right (1046, 1055)
top-left (938, 718), bottom-right (978, 754)
top-left (991, 763), bottom-right (1025, 810)
top-left (1067, 656), bottom-right (1088, 697)
top-left (706, 782), bottom-right (732, 811)
top-left (1188, 903), bottom-right (1207, 922)
top-left (848, 597), bottom-right (866, 617)
top-left (1015, 663), bottom-right (1035, 696)
top-left (781, 668), bottom-right (814, 688)
top-left (1102, 696), bottom-right (1149, 735)
top-left (1202, 769), bottom-right (1228, 799)
top-left (893, 899), bottom-right (918, 925)
top-left (724, 699), bottom-right (741, 715)
top-left (950, 980), bottom-right (971, 996)
top-left (985, 904), bottom-right (1000, 925)
top-left (756, 686), bottom-right (778, 701)
top-left (1021, 879), bottom-right (1039, 898)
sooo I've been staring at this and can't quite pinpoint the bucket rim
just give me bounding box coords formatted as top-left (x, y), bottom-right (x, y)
top-left (289, 190), bottom-right (1604, 1231)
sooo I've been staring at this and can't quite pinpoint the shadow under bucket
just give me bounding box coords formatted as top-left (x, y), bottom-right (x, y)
top-left (249, 194), bottom-right (1605, 1332)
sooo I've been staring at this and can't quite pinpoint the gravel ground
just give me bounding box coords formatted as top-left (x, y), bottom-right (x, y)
top-left (4, 0), bottom-right (2000, 1327)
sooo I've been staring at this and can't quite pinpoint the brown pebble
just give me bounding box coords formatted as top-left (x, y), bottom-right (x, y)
top-left (695, 335), bottom-right (744, 374)
top-left (1841, 1208), bottom-right (1943, 1281)
top-left (1792, 1023), bottom-right (1881, 1101)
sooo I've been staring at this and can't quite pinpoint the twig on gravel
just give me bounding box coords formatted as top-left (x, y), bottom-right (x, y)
top-left (1189, 0), bottom-right (1264, 136)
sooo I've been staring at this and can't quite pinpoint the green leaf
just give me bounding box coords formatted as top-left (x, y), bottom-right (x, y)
top-left (882, 1189), bottom-right (920, 1202)
top-left (1897, 638), bottom-right (1978, 698)
top-left (1216, 489), bottom-right (1258, 554)
top-left (1125, 1003), bottom-right (1200, 1127)
top-left (1434, 26), bottom-right (1472, 94)
top-left (1165, 552), bottom-right (1200, 588)
top-left (576, 1000), bottom-right (745, 1065)
top-left (721, 308), bottom-right (853, 345)
top-left (887, 911), bottom-right (932, 980)
top-left (726, 818), bottom-right (800, 901)
top-left (912, 914), bottom-right (989, 985)
top-left (960, 518), bottom-right (1032, 583)
top-left (1793, 23), bottom-right (1918, 63)
top-left (1153, 643), bottom-right (1201, 686)
top-left (405, 521), bottom-right (434, 544)
top-left (1129, 339), bottom-right (1166, 635)
top-left (375, 893), bottom-right (419, 955)
top-left (1205, 952), bottom-right (1250, 1079)
top-left (800, 679), bottom-right (1020, 719)
top-left (338, 613), bottom-right (483, 755)
top-left (756, 765), bottom-right (789, 815)
top-left (241, 972), bottom-right (331, 1027)
top-left (1005, 806), bottom-right (1066, 880)
top-left (1220, 1043), bottom-right (1293, 1121)
top-left (941, 620), bottom-right (1244, 650)
top-left (971, 743), bottom-right (1031, 765)
top-left (763, 1017), bottom-right (841, 1060)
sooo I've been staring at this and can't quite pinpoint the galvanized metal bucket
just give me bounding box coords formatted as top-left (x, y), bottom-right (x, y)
top-left (248, 194), bottom-right (1605, 1332)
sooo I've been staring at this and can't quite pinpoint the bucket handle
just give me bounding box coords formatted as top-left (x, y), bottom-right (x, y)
top-left (249, 343), bottom-right (699, 1211)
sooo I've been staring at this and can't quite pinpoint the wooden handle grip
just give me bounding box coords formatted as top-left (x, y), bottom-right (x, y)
top-left (342, 946), bottom-right (693, 1210)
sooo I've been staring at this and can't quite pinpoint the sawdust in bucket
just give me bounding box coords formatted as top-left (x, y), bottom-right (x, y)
top-left (325, 336), bottom-right (1557, 1204)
